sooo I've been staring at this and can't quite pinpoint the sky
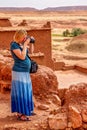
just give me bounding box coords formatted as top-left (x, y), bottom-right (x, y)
top-left (0, 0), bottom-right (87, 9)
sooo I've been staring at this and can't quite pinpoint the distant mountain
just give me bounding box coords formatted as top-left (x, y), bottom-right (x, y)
top-left (42, 6), bottom-right (87, 11)
top-left (0, 6), bottom-right (87, 12)
top-left (0, 7), bottom-right (38, 12)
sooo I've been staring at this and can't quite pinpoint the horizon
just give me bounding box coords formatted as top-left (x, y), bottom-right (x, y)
top-left (0, 0), bottom-right (87, 9)
top-left (0, 5), bottom-right (87, 10)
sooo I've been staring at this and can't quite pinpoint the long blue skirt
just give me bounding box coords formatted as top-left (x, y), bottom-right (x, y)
top-left (11, 71), bottom-right (34, 116)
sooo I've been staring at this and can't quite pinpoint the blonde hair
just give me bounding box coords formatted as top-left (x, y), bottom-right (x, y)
top-left (14, 29), bottom-right (27, 43)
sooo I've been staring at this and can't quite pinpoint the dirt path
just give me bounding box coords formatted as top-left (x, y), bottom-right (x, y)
top-left (55, 70), bottom-right (87, 89)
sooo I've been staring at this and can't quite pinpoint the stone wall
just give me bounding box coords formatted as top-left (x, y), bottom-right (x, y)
top-left (0, 18), bottom-right (11, 27)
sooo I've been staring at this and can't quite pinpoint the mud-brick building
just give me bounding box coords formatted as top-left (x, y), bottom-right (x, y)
top-left (0, 19), bottom-right (62, 70)
top-left (0, 18), bottom-right (11, 27)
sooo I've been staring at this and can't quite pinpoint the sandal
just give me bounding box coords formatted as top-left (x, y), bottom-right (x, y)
top-left (17, 114), bottom-right (31, 121)
top-left (17, 114), bottom-right (22, 119)
top-left (31, 112), bottom-right (36, 116)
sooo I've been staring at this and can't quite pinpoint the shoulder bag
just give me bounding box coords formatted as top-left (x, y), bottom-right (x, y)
top-left (27, 55), bottom-right (38, 73)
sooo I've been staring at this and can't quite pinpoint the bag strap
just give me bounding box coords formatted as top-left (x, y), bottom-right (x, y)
top-left (27, 54), bottom-right (32, 60)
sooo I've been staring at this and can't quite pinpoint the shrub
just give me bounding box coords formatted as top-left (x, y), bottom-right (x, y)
top-left (71, 28), bottom-right (85, 36)
top-left (63, 28), bottom-right (86, 37)
top-left (63, 29), bottom-right (70, 37)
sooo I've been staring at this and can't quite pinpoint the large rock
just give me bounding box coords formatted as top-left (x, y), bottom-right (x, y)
top-left (0, 64), bottom-right (12, 81)
top-left (64, 83), bottom-right (87, 128)
top-left (31, 65), bottom-right (58, 98)
top-left (69, 105), bottom-right (82, 128)
top-left (81, 109), bottom-right (87, 123)
top-left (31, 65), bottom-right (60, 109)
top-left (48, 113), bottom-right (67, 130)
top-left (64, 83), bottom-right (87, 107)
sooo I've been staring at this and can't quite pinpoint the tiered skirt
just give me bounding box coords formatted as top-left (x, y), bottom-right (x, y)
top-left (11, 71), bottom-right (34, 116)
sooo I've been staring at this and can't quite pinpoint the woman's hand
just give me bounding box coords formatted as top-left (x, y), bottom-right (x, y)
top-left (24, 38), bottom-right (30, 48)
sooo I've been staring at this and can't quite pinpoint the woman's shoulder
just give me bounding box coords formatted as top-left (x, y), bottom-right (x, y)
top-left (10, 41), bottom-right (20, 50)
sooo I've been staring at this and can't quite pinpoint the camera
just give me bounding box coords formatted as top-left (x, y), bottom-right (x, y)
top-left (30, 37), bottom-right (35, 43)
top-left (22, 36), bottom-right (35, 45)
top-left (27, 36), bottom-right (35, 43)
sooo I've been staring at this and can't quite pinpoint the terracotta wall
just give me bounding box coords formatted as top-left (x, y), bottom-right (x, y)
top-left (0, 19), bottom-right (11, 27)
top-left (0, 28), bottom-right (54, 69)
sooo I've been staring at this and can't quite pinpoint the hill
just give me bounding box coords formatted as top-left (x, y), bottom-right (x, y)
top-left (0, 6), bottom-right (87, 12)
top-left (42, 6), bottom-right (87, 11)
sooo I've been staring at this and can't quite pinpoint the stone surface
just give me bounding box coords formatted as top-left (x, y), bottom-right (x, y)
top-left (64, 83), bottom-right (87, 106)
top-left (69, 105), bottom-right (82, 128)
top-left (31, 65), bottom-right (58, 98)
top-left (48, 113), bottom-right (67, 130)
top-left (81, 109), bottom-right (87, 123)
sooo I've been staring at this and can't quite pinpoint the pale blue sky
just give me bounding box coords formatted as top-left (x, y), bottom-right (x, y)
top-left (0, 0), bottom-right (86, 9)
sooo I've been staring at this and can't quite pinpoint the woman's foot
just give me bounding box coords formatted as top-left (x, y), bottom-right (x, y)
top-left (17, 113), bottom-right (22, 118)
top-left (17, 114), bottom-right (31, 121)
top-left (31, 112), bottom-right (36, 116)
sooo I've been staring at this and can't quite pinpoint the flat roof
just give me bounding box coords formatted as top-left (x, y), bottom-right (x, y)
top-left (0, 27), bottom-right (51, 31)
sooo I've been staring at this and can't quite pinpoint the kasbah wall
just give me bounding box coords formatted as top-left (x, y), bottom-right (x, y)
top-left (0, 18), bottom-right (60, 70)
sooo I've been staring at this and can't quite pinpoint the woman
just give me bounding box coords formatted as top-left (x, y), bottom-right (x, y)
top-left (10, 29), bottom-right (34, 121)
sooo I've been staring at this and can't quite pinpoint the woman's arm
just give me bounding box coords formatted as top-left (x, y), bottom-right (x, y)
top-left (13, 38), bottom-right (30, 60)
top-left (30, 44), bottom-right (34, 54)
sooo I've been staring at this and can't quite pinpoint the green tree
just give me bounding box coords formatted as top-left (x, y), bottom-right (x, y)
top-left (63, 29), bottom-right (70, 37)
top-left (71, 28), bottom-right (85, 36)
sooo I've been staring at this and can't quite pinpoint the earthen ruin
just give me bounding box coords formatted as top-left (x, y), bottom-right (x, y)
top-left (0, 18), bottom-right (11, 27)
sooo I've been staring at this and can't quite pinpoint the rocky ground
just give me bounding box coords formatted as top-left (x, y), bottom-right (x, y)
top-left (0, 92), bottom-right (49, 130)
top-left (55, 70), bottom-right (87, 89)
top-left (0, 69), bottom-right (87, 130)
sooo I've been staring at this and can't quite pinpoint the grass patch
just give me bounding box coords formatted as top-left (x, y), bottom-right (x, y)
top-left (52, 33), bottom-right (62, 37)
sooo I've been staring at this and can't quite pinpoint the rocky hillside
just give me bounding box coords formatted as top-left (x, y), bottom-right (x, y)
top-left (66, 33), bottom-right (87, 53)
